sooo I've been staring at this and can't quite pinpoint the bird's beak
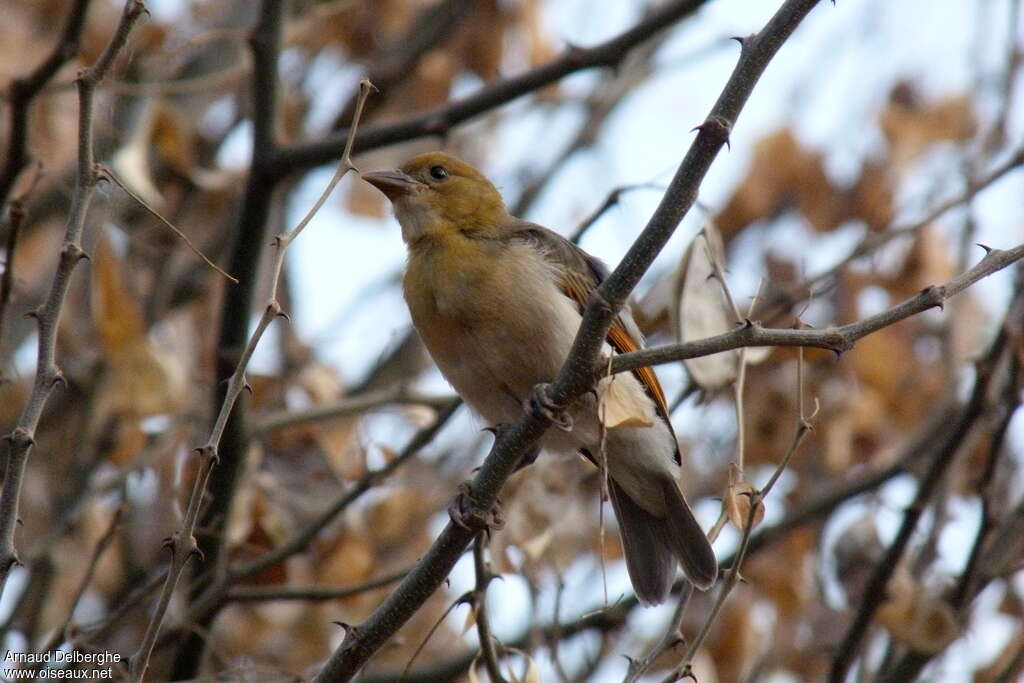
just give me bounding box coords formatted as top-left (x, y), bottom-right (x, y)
top-left (362, 170), bottom-right (423, 200)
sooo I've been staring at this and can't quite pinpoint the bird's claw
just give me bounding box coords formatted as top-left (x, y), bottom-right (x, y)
top-left (448, 482), bottom-right (505, 531)
top-left (527, 383), bottom-right (573, 432)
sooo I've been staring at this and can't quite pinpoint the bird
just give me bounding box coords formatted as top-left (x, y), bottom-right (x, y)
top-left (363, 152), bottom-right (717, 604)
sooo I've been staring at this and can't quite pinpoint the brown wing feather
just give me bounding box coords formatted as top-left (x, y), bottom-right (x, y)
top-left (507, 223), bottom-right (672, 422)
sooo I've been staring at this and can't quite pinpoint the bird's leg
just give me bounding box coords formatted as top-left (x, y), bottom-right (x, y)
top-left (527, 383), bottom-right (573, 432)
top-left (448, 482), bottom-right (505, 531)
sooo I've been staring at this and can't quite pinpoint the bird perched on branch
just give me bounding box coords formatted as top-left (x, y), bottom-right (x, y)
top-left (363, 152), bottom-right (717, 603)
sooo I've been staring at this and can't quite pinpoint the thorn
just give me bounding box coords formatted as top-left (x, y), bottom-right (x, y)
top-left (195, 445), bottom-right (220, 465)
top-left (50, 369), bottom-right (67, 390)
top-left (243, 381), bottom-right (253, 396)
top-left (275, 308), bottom-right (291, 323)
top-left (976, 242), bottom-right (993, 254)
top-left (23, 308), bottom-right (40, 320)
top-left (731, 35), bottom-right (746, 46)
top-left (332, 621), bottom-right (351, 631)
top-left (161, 535), bottom-right (175, 551)
top-left (191, 546), bottom-right (206, 563)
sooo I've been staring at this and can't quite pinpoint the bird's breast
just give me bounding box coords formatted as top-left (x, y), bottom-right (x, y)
top-left (403, 237), bottom-right (581, 422)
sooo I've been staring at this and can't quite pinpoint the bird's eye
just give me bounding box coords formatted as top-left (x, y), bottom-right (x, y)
top-left (429, 165), bottom-right (448, 180)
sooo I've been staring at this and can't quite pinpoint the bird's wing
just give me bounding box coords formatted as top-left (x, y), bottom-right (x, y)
top-left (508, 223), bottom-right (671, 423)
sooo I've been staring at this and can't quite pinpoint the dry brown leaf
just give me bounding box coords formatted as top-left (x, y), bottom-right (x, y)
top-left (111, 101), bottom-right (166, 208)
top-left (674, 223), bottom-right (771, 390)
top-left (745, 528), bottom-right (815, 620)
top-left (458, 0), bottom-right (505, 81)
top-left (880, 83), bottom-right (976, 169)
top-left (974, 629), bottom-right (1024, 683)
top-left (674, 226), bottom-right (739, 390)
top-left (598, 373), bottom-right (653, 428)
top-left (724, 464), bottom-right (765, 531)
top-left (877, 568), bottom-right (959, 655)
top-left (92, 235), bottom-right (186, 418)
top-left (460, 603), bottom-right (477, 637)
top-left (704, 585), bottom-right (765, 682)
top-left (714, 129), bottom-right (840, 239)
top-left (317, 531), bottom-right (375, 588)
top-left (366, 486), bottom-right (426, 548)
top-left (520, 527), bottom-right (554, 563)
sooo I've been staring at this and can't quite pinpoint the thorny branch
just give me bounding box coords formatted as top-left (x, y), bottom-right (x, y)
top-left (125, 78), bottom-right (376, 682)
top-left (610, 242), bottom-right (1024, 376)
top-left (0, 0), bottom-right (147, 607)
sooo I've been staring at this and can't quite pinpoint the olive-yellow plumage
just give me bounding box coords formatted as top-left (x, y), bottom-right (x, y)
top-left (364, 152), bottom-right (717, 603)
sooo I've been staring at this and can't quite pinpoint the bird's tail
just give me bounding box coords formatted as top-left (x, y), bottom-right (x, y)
top-left (609, 476), bottom-right (717, 605)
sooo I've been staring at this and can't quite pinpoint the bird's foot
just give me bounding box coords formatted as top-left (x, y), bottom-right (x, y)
top-left (527, 383), bottom-right (573, 432)
top-left (448, 482), bottom-right (505, 531)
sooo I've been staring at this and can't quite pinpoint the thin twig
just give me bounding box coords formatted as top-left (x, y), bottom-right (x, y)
top-left (0, 0), bottom-right (147, 604)
top-left (360, 402), bottom-right (952, 683)
top-left (611, 243), bottom-right (1024, 376)
top-left (99, 166), bottom-right (238, 283)
top-left (568, 183), bottom-right (666, 244)
top-left (126, 78), bottom-right (376, 683)
top-left (877, 324), bottom-right (1022, 683)
top-left (254, 388), bottom-right (458, 434)
top-left (623, 584), bottom-right (693, 683)
top-left (472, 534), bottom-right (509, 683)
top-left (225, 567), bottom-right (410, 603)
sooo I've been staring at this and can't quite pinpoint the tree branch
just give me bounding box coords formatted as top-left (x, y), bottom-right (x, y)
top-left (0, 0), bottom-right (146, 606)
top-left (610, 242), bottom-right (1024, 376)
top-left (0, 0), bottom-right (92, 210)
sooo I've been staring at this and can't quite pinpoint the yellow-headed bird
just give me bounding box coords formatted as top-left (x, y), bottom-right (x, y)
top-left (364, 152), bottom-right (717, 603)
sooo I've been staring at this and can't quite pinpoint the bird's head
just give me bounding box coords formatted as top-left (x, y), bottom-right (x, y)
top-left (362, 152), bottom-right (508, 245)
